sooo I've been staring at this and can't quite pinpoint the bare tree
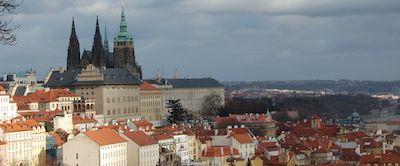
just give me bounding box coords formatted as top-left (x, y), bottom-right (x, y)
top-left (201, 92), bottom-right (224, 119)
top-left (0, 0), bottom-right (23, 45)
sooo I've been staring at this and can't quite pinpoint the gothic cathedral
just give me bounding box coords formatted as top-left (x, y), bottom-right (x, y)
top-left (66, 8), bottom-right (142, 79)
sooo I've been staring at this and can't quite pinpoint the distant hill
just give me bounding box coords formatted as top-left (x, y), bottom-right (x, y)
top-left (222, 94), bottom-right (390, 121)
top-left (223, 80), bottom-right (400, 94)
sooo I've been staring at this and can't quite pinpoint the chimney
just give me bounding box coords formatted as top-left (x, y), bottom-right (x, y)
top-left (215, 129), bottom-right (218, 135)
top-left (234, 125), bottom-right (238, 128)
top-left (231, 147), bottom-right (234, 155)
top-left (220, 147), bottom-right (224, 156)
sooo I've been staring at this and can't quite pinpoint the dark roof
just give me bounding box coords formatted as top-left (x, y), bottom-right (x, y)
top-left (146, 78), bottom-right (223, 89)
top-left (45, 68), bottom-right (141, 88)
top-left (14, 86), bottom-right (27, 96)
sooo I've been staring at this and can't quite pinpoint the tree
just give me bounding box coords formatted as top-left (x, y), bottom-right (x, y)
top-left (201, 92), bottom-right (224, 119)
top-left (0, 0), bottom-right (23, 45)
top-left (246, 158), bottom-right (252, 166)
top-left (166, 99), bottom-right (191, 124)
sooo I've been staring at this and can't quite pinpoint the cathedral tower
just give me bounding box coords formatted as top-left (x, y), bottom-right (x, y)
top-left (113, 8), bottom-right (142, 79)
top-left (67, 18), bottom-right (81, 70)
top-left (91, 17), bottom-right (106, 67)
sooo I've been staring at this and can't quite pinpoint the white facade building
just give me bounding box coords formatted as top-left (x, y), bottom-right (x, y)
top-left (122, 131), bottom-right (159, 166)
top-left (63, 128), bottom-right (127, 166)
top-left (53, 112), bottom-right (73, 134)
top-left (173, 134), bottom-right (191, 164)
top-left (0, 86), bottom-right (17, 122)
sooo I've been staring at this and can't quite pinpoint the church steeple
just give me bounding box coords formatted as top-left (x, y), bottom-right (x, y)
top-left (92, 16), bottom-right (105, 67)
top-left (104, 25), bottom-right (110, 67)
top-left (67, 17), bottom-right (81, 70)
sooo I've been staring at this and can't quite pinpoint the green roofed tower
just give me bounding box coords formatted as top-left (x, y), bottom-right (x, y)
top-left (113, 7), bottom-right (142, 79)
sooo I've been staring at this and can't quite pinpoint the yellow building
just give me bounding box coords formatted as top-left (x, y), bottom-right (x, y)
top-left (140, 82), bottom-right (163, 121)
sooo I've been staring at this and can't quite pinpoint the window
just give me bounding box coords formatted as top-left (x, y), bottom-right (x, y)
top-left (76, 153), bottom-right (78, 159)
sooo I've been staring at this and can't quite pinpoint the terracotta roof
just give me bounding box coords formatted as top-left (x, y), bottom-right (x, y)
top-left (360, 153), bottom-right (400, 165)
top-left (0, 120), bottom-right (42, 133)
top-left (140, 82), bottom-right (159, 91)
top-left (203, 146), bottom-right (240, 157)
top-left (123, 131), bottom-right (158, 146)
top-left (72, 115), bottom-right (97, 125)
top-left (50, 132), bottom-right (65, 146)
top-left (152, 134), bottom-right (174, 141)
top-left (84, 129), bottom-right (126, 146)
top-left (215, 113), bottom-right (275, 124)
top-left (13, 89), bottom-right (78, 104)
top-left (0, 140), bottom-right (6, 145)
top-left (233, 134), bottom-right (253, 144)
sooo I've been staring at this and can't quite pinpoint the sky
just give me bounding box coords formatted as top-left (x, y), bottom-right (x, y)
top-left (1, 0), bottom-right (400, 81)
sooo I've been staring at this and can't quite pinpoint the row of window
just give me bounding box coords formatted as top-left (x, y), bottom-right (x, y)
top-left (106, 107), bottom-right (139, 115)
top-left (107, 96), bottom-right (139, 103)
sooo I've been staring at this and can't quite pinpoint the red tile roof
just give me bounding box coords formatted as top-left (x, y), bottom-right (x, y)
top-left (50, 132), bottom-right (65, 147)
top-left (140, 82), bottom-right (159, 91)
top-left (72, 115), bottom-right (97, 125)
top-left (215, 113), bottom-right (275, 125)
top-left (0, 140), bottom-right (6, 145)
top-left (123, 131), bottom-right (158, 146)
top-left (233, 134), bottom-right (253, 144)
top-left (84, 129), bottom-right (126, 146)
top-left (360, 153), bottom-right (400, 165)
top-left (0, 120), bottom-right (42, 133)
top-left (152, 134), bottom-right (174, 141)
top-left (13, 89), bottom-right (78, 104)
top-left (203, 146), bottom-right (240, 157)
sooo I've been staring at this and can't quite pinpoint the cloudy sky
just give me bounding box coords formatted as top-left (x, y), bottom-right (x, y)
top-left (1, 0), bottom-right (400, 81)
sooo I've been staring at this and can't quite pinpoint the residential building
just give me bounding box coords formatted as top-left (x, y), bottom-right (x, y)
top-left (173, 134), bottom-right (191, 165)
top-left (0, 141), bottom-right (6, 165)
top-left (153, 134), bottom-right (177, 166)
top-left (44, 64), bottom-right (142, 123)
top-left (0, 86), bottom-right (17, 122)
top-left (122, 131), bottom-right (159, 166)
top-left (0, 120), bottom-right (46, 166)
top-left (13, 88), bottom-right (81, 112)
top-left (53, 111), bottom-right (73, 134)
top-left (202, 146), bottom-right (240, 166)
top-left (63, 128), bottom-right (127, 166)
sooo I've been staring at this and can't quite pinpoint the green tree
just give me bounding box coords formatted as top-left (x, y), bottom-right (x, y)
top-left (167, 99), bottom-right (191, 124)
top-left (0, 0), bottom-right (23, 45)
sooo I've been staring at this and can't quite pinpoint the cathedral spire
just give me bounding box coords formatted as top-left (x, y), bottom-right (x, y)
top-left (92, 16), bottom-right (105, 67)
top-left (67, 17), bottom-right (80, 70)
top-left (104, 24), bottom-right (110, 67)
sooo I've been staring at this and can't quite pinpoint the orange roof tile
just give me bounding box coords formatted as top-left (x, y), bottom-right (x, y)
top-left (84, 129), bottom-right (126, 146)
top-left (203, 146), bottom-right (240, 157)
top-left (0, 121), bottom-right (37, 133)
top-left (140, 82), bottom-right (159, 91)
top-left (0, 140), bottom-right (6, 145)
top-left (50, 132), bottom-right (65, 146)
top-left (72, 115), bottom-right (97, 125)
top-left (124, 131), bottom-right (158, 146)
top-left (152, 134), bottom-right (174, 141)
top-left (13, 89), bottom-right (78, 104)
top-left (233, 134), bottom-right (253, 144)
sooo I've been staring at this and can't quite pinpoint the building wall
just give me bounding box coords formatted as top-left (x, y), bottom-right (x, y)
top-left (73, 84), bottom-right (141, 123)
top-left (2, 130), bottom-right (34, 165)
top-left (0, 143), bottom-right (6, 165)
top-left (0, 94), bottom-right (17, 122)
top-left (32, 126), bottom-right (47, 166)
top-left (173, 134), bottom-right (190, 164)
top-left (231, 138), bottom-right (255, 159)
top-left (53, 113), bottom-right (73, 134)
top-left (63, 134), bottom-right (100, 166)
top-left (99, 142), bottom-right (127, 166)
top-left (163, 87), bottom-right (225, 113)
top-left (140, 89), bottom-right (163, 121)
